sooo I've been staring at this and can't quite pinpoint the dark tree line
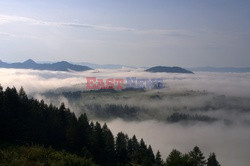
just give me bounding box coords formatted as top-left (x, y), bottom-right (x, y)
top-left (85, 104), bottom-right (140, 120)
top-left (165, 147), bottom-right (220, 166)
top-left (167, 112), bottom-right (217, 123)
top-left (0, 85), bottom-right (220, 166)
top-left (0, 85), bottom-right (158, 165)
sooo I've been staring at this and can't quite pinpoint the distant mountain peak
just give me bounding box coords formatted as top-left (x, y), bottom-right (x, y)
top-left (56, 61), bottom-right (71, 65)
top-left (146, 66), bottom-right (193, 74)
top-left (23, 59), bottom-right (36, 64)
top-left (0, 60), bottom-right (7, 65)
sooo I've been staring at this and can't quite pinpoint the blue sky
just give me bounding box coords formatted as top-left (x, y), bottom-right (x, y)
top-left (0, 0), bottom-right (250, 67)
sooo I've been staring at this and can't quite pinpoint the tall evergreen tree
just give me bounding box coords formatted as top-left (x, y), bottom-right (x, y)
top-left (115, 132), bottom-right (129, 165)
top-left (207, 153), bottom-right (220, 166)
top-left (189, 146), bottom-right (207, 166)
top-left (166, 149), bottom-right (183, 166)
top-left (127, 135), bottom-right (139, 164)
top-left (19, 86), bottom-right (28, 100)
top-left (155, 150), bottom-right (163, 166)
top-left (147, 145), bottom-right (155, 164)
top-left (77, 113), bottom-right (91, 151)
top-left (0, 84), bottom-right (4, 141)
top-left (102, 123), bottom-right (116, 166)
top-left (66, 113), bottom-right (78, 151)
top-left (91, 122), bottom-right (105, 165)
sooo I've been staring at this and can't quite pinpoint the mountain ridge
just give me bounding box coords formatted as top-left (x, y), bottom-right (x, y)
top-left (0, 59), bottom-right (92, 72)
top-left (146, 66), bottom-right (193, 73)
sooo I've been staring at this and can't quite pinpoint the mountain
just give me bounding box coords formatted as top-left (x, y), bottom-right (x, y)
top-left (23, 59), bottom-right (36, 64)
top-left (146, 66), bottom-right (193, 73)
top-left (0, 59), bottom-right (92, 72)
top-left (0, 60), bottom-right (8, 66)
top-left (188, 67), bottom-right (250, 73)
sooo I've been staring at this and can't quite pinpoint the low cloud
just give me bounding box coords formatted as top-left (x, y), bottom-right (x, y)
top-left (1, 68), bottom-right (250, 166)
top-left (1, 68), bottom-right (250, 96)
top-left (106, 119), bottom-right (250, 166)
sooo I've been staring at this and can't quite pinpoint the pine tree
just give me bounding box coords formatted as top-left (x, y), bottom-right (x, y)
top-left (138, 139), bottom-right (147, 164)
top-left (0, 84), bottom-right (4, 141)
top-left (189, 146), bottom-right (207, 166)
top-left (155, 150), bottom-right (163, 166)
top-left (115, 132), bottom-right (129, 165)
top-left (66, 113), bottom-right (78, 151)
top-left (91, 122), bottom-right (105, 164)
top-left (102, 123), bottom-right (116, 166)
top-left (147, 145), bottom-right (155, 164)
top-left (3, 87), bottom-right (21, 143)
top-left (207, 153), bottom-right (220, 166)
top-left (182, 153), bottom-right (192, 166)
top-left (57, 102), bottom-right (68, 148)
top-left (166, 149), bottom-right (183, 166)
top-left (0, 84), bottom-right (3, 112)
top-left (19, 86), bottom-right (28, 100)
top-left (127, 135), bottom-right (139, 164)
top-left (77, 113), bottom-right (91, 150)
top-left (0, 84), bottom-right (3, 100)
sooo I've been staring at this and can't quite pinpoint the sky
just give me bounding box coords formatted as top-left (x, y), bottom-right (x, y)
top-left (0, 0), bottom-right (250, 67)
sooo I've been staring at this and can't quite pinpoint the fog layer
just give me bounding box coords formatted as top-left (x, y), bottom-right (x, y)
top-left (1, 68), bottom-right (250, 166)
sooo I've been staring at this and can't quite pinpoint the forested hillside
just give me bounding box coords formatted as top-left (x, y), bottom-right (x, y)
top-left (0, 85), bottom-right (220, 166)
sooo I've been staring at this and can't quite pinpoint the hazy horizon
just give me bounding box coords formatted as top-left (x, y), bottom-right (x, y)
top-left (1, 58), bottom-right (250, 69)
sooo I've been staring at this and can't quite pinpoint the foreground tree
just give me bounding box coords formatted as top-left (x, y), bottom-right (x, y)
top-left (102, 123), bottom-right (116, 166)
top-left (166, 149), bottom-right (183, 166)
top-left (189, 146), bottom-right (207, 166)
top-left (155, 150), bottom-right (163, 166)
top-left (207, 153), bottom-right (220, 166)
top-left (115, 132), bottom-right (129, 165)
